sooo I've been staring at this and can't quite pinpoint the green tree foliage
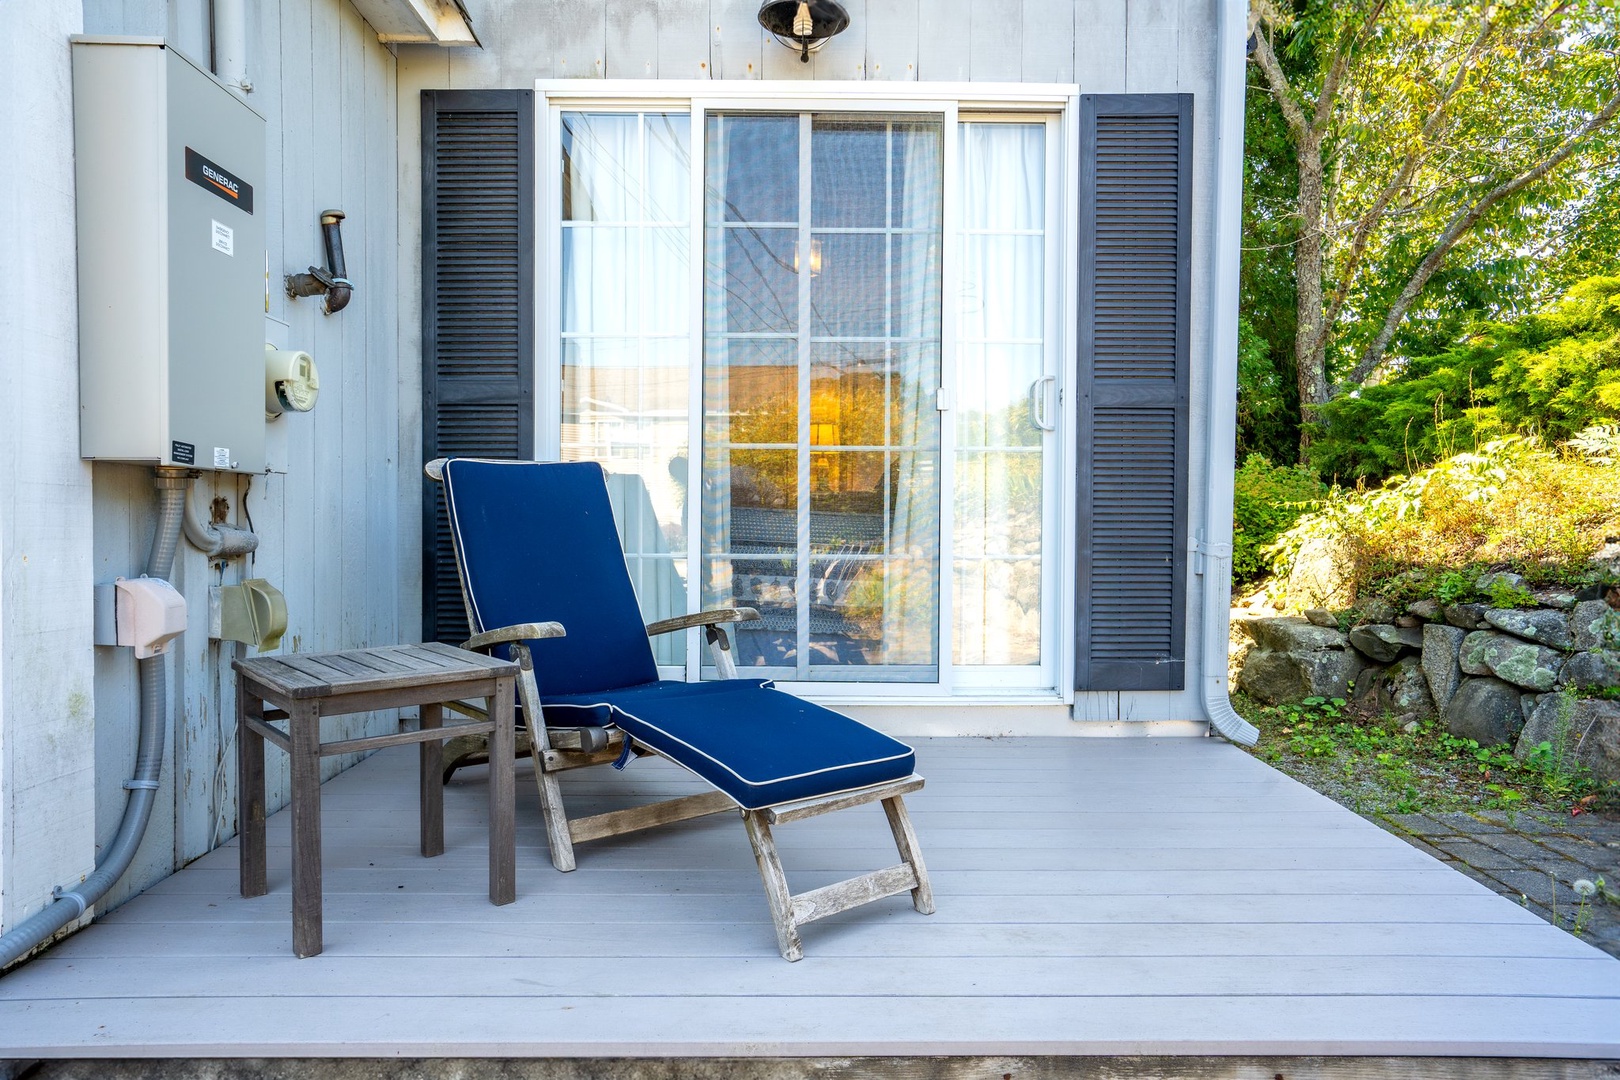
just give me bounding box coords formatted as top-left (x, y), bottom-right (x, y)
top-left (1232, 454), bottom-right (1327, 586)
top-left (1308, 277), bottom-right (1620, 484)
top-left (1236, 317), bottom-right (1299, 465)
top-left (1246, 0), bottom-right (1620, 447)
top-left (1238, 62), bottom-right (1303, 463)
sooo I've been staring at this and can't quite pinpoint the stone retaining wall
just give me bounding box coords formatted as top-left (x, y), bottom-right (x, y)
top-left (1233, 575), bottom-right (1620, 783)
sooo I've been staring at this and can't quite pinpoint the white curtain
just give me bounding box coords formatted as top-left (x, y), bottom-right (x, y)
top-left (957, 122), bottom-right (1045, 666)
top-left (561, 112), bottom-right (691, 659)
top-left (883, 119), bottom-right (944, 666)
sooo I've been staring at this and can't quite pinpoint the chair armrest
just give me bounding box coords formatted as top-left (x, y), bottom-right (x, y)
top-left (461, 621), bottom-right (565, 652)
top-left (645, 608), bottom-right (760, 639)
top-left (424, 458), bottom-right (447, 481)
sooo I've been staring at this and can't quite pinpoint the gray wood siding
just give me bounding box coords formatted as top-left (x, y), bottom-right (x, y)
top-left (83, 0), bottom-right (403, 912)
top-left (422, 0), bottom-right (1226, 85)
top-left (395, 0), bottom-right (1222, 722)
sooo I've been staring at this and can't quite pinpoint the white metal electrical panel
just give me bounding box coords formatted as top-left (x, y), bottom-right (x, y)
top-left (72, 37), bottom-right (267, 473)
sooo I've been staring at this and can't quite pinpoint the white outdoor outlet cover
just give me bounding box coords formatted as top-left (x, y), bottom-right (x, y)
top-left (114, 576), bottom-right (188, 659)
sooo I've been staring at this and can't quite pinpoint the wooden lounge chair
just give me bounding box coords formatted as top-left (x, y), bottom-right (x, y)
top-left (425, 457), bottom-right (933, 960)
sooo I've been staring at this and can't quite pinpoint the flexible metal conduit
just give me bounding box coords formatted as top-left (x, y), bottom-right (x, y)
top-left (182, 480), bottom-right (258, 558)
top-left (1198, 0), bottom-right (1260, 747)
top-left (0, 468), bottom-right (188, 970)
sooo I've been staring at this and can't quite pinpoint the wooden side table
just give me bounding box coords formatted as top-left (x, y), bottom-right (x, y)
top-left (233, 642), bottom-right (518, 957)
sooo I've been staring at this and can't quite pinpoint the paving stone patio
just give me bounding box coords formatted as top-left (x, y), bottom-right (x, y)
top-left (1376, 808), bottom-right (1620, 959)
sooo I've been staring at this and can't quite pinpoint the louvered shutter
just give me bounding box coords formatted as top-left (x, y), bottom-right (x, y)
top-left (1075, 95), bottom-right (1192, 692)
top-left (421, 90), bottom-right (535, 644)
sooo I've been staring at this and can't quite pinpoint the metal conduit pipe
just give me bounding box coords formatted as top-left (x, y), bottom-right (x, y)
top-left (0, 469), bottom-right (188, 971)
top-left (1197, 0), bottom-right (1260, 747)
top-left (181, 475), bottom-right (258, 558)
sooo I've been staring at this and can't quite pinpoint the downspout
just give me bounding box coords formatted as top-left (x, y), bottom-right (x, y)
top-left (1197, 0), bottom-right (1260, 747)
top-left (210, 0), bottom-right (251, 95)
top-left (0, 469), bottom-right (188, 970)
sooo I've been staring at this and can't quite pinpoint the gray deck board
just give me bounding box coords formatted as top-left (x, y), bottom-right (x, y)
top-left (3, 736), bottom-right (1618, 1058)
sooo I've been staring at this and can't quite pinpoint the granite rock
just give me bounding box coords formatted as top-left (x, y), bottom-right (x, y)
top-left (1532, 589), bottom-right (1578, 612)
top-left (1561, 650), bottom-right (1620, 691)
top-left (1381, 656), bottom-right (1436, 718)
top-left (1421, 623), bottom-right (1467, 713)
top-left (1445, 676), bottom-right (1527, 746)
top-left (1478, 570), bottom-right (1529, 594)
top-left (1284, 535), bottom-right (1357, 611)
top-left (1443, 602), bottom-right (1491, 630)
top-left (1348, 623), bottom-right (1423, 663)
top-left (1238, 646), bottom-right (1354, 705)
top-left (1249, 616), bottom-right (1347, 654)
top-left (1459, 631), bottom-right (1566, 691)
top-left (1407, 598), bottom-right (1444, 622)
top-left (1355, 597), bottom-right (1398, 625)
top-left (1572, 600), bottom-right (1620, 652)
top-left (1516, 694), bottom-right (1620, 784)
top-left (1483, 607), bottom-right (1574, 651)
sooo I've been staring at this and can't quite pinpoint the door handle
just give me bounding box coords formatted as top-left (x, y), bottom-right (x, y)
top-left (1029, 375), bottom-right (1057, 432)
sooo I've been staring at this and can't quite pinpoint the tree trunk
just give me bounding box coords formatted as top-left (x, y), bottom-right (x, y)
top-left (1293, 132), bottom-right (1329, 454)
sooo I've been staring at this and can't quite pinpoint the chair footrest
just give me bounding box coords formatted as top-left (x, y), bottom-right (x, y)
top-left (790, 864), bottom-right (919, 926)
top-left (765, 774), bottom-right (924, 825)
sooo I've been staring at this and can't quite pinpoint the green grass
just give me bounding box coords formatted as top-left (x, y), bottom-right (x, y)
top-left (1232, 691), bottom-right (1616, 818)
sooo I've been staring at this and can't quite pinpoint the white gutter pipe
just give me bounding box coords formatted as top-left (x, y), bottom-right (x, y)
top-left (1197, 0), bottom-right (1260, 746)
top-left (211, 0), bottom-right (251, 94)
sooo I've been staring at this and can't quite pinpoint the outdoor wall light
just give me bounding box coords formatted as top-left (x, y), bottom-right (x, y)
top-left (757, 0), bottom-right (850, 62)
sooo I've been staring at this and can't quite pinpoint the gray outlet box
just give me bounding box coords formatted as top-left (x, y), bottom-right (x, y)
top-left (72, 38), bottom-right (266, 473)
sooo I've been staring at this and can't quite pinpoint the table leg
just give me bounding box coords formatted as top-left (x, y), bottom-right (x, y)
top-left (289, 700), bottom-right (323, 958)
top-left (236, 675), bottom-right (267, 899)
top-left (419, 702), bottom-right (445, 858)
top-left (488, 675), bottom-right (516, 906)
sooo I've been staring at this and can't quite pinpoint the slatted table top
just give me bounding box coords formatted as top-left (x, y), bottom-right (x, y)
top-left (233, 642), bottom-right (517, 700)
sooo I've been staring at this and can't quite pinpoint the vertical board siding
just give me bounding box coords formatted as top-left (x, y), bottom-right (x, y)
top-left (1075, 94), bottom-right (1191, 692)
top-left (433, 0), bottom-right (1171, 84)
top-left (82, 0), bottom-right (402, 912)
top-left (420, 90), bottom-right (536, 646)
top-left (864, 0), bottom-right (920, 80)
top-left (1020, 0), bottom-right (1076, 83)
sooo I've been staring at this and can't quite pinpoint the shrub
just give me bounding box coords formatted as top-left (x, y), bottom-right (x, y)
top-left (1308, 276), bottom-right (1620, 485)
top-left (1267, 431), bottom-right (1620, 602)
top-left (1232, 454), bottom-right (1326, 587)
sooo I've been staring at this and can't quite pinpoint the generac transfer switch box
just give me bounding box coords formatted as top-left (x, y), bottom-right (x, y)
top-left (72, 38), bottom-right (266, 473)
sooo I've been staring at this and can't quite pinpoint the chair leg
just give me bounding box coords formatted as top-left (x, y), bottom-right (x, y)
top-left (742, 810), bottom-right (804, 962)
top-left (510, 643), bottom-right (577, 873)
top-left (534, 745), bottom-right (577, 873)
top-left (882, 794), bottom-right (935, 915)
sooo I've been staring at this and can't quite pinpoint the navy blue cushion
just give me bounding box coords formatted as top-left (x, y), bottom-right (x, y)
top-left (541, 679), bottom-right (916, 810)
top-left (441, 459), bottom-right (659, 696)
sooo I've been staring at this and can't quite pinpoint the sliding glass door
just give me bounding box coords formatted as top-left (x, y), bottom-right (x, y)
top-left (552, 99), bottom-right (1059, 694)
top-left (702, 113), bottom-right (943, 681)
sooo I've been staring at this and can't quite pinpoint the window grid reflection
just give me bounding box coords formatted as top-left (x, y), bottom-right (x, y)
top-left (703, 113), bottom-right (943, 681)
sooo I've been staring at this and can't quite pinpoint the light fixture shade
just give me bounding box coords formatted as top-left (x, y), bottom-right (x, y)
top-left (758, 0), bottom-right (851, 62)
